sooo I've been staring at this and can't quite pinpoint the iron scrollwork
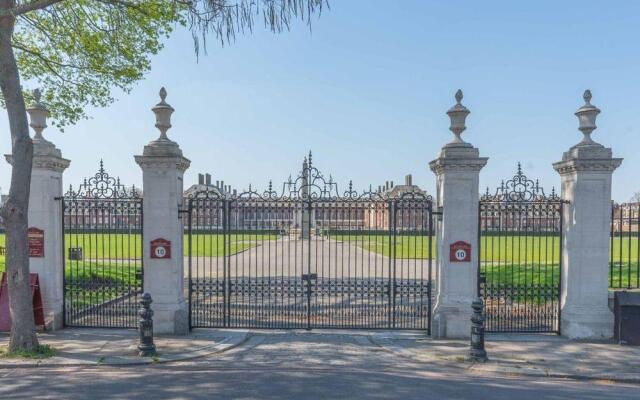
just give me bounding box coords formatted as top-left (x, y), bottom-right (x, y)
top-left (189, 151), bottom-right (432, 203)
top-left (65, 160), bottom-right (140, 199)
top-left (481, 163), bottom-right (560, 202)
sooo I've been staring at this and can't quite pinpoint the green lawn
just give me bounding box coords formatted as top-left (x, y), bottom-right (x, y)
top-left (610, 236), bottom-right (639, 288)
top-left (61, 233), bottom-right (278, 259)
top-left (0, 233), bottom-right (277, 275)
top-left (64, 260), bottom-right (142, 309)
top-left (332, 234), bottom-right (435, 259)
top-left (334, 233), bottom-right (638, 289)
top-left (0, 233), bottom-right (637, 289)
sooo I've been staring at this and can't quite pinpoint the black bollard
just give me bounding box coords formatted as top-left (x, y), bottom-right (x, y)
top-left (138, 292), bottom-right (156, 357)
top-left (470, 298), bottom-right (488, 362)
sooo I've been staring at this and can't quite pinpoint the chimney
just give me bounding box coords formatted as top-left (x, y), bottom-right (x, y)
top-left (385, 181), bottom-right (389, 190)
top-left (205, 173), bottom-right (211, 186)
top-left (198, 173), bottom-right (204, 185)
top-left (220, 181), bottom-right (224, 191)
top-left (390, 181), bottom-right (394, 188)
top-left (216, 180), bottom-right (220, 188)
top-left (405, 174), bottom-right (412, 186)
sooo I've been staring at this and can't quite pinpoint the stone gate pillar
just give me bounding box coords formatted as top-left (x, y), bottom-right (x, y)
top-left (135, 88), bottom-right (190, 335)
top-left (5, 90), bottom-right (70, 330)
top-left (429, 90), bottom-right (488, 338)
top-left (553, 90), bottom-right (622, 339)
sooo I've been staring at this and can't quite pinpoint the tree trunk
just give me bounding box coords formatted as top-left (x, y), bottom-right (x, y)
top-left (0, 0), bottom-right (38, 352)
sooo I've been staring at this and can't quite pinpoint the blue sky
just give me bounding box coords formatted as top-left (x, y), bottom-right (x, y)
top-left (1, 0), bottom-right (639, 200)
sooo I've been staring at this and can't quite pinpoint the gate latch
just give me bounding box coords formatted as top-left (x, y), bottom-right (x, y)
top-left (302, 273), bottom-right (318, 281)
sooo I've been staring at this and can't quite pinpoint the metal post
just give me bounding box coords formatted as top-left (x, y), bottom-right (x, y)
top-left (138, 293), bottom-right (156, 357)
top-left (470, 298), bottom-right (488, 362)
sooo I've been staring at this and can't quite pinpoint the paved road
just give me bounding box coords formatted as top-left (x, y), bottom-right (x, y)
top-left (0, 331), bottom-right (637, 399)
top-left (187, 236), bottom-right (433, 279)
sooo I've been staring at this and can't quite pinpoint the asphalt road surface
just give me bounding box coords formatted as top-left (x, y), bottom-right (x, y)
top-left (0, 331), bottom-right (637, 399)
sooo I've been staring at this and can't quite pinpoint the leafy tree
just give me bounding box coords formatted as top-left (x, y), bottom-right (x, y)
top-left (0, 0), bottom-right (326, 352)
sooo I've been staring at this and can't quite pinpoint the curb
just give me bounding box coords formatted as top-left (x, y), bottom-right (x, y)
top-left (366, 335), bottom-right (640, 384)
top-left (0, 331), bottom-right (251, 369)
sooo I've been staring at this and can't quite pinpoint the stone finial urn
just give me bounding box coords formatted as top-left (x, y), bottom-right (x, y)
top-left (574, 89), bottom-right (601, 147)
top-left (26, 89), bottom-right (61, 157)
top-left (143, 87), bottom-right (183, 157)
top-left (446, 89), bottom-right (471, 147)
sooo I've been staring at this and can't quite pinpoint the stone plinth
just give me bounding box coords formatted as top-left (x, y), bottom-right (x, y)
top-left (554, 145), bottom-right (621, 339)
top-left (429, 145), bottom-right (487, 338)
top-left (135, 88), bottom-right (191, 335)
top-left (553, 90), bottom-right (622, 339)
top-left (5, 91), bottom-right (70, 330)
top-left (428, 90), bottom-right (487, 338)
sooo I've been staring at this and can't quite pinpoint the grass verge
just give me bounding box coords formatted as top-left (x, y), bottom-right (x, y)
top-left (0, 344), bottom-right (57, 359)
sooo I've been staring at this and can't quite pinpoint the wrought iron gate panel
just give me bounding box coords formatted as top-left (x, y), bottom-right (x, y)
top-left (188, 153), bottom-right (433, 331)
top-left (393, 193), bottom-right (433, 331)
top-left (478, 164), bottom-right (564, 334)
top-left (62, 161), bottom-right (143, 328)
top-left (610, 202), bottom-right (640, 289)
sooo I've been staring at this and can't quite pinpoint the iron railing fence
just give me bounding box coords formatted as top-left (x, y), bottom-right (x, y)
top-left (61, 161), bottom-right (143, 328)
top-left (478, 164), bottom-right (565, 334)
top-left (610, 202), bottom-right (640, 289)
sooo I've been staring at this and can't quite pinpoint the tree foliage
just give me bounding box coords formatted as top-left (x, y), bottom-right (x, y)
top-left (1, 0), bottom-right (327, 128)
top-left (0, 0), bottom-right (327, 352)
top-left (186, 0), bottom-right (327, 53)
top-left (8, 1), bottom-right (182, 128)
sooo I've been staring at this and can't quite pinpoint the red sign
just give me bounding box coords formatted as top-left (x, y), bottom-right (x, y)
top-left (28, 227), bottom-right (45, 258)
top-left (0, 273), bottom-right (45, 331)
top-left (150, 238), bottom-right (171, 259)
top-left (449, 241), bottom-right (471, 262)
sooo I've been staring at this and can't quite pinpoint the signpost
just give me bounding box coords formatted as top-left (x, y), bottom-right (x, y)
top-left (28, 227), bottom-right (44, 258)
top-left (449, 241), bottom-right (471, 262)
top-left (150, 238), bottom-right (171, 259)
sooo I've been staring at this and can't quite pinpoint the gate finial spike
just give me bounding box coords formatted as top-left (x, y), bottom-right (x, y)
top-left (517, 162), bottom-right (522, 176)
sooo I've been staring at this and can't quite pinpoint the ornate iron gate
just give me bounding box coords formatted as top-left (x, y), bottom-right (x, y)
top-left (188, 154), bottom-right (434, 330)
top-left (478, 164), bottom-right (565, 334)
top-left (61, 161), bottom-right (143, 328)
